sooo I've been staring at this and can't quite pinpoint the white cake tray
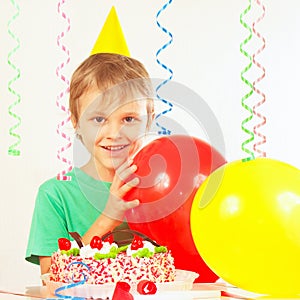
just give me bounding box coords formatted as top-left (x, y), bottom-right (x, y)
top-left (42, 269), bottom-right (199, 298)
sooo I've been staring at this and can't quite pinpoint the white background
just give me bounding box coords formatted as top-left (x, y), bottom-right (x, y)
top-left (1, 0), bottom-right (300, 289)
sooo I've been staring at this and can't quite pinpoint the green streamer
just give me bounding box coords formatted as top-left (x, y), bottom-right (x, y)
top-left (240, 0), bottom-right (255, 162)
top-left (7, 0), bottom-right (21, 156)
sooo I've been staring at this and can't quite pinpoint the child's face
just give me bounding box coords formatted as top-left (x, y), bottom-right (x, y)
top-left (76, 87), bottom-right (150, 174)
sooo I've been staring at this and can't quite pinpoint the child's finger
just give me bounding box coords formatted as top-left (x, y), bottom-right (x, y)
top-left (117, 158), bottom-right (133, 173)
top-left (120, 177), bottom-right (139, 193)
top-left (118, 164), bottom-right (137, 181)
top-left (110, 176), bottom-right (139, 199)
top-left (123, 199), bottom-right (140, 210)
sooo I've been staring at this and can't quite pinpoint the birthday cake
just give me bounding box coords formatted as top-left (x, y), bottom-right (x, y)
top-left (49, 230), bottom-right (176, 285)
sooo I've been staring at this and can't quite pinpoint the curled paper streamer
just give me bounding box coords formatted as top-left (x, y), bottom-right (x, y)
top-left (155, 0), bottom-right (174, 135)
top-left (56, 0), bottom-right (72, 180)
top-left (7, 0), bottom-right (21, 156)
top-left (240, 0), bottom-right (255, 162)
top-left (252, 0), bottom-right (266, 157)
top-left (54, 262), bottom-right (90, 300)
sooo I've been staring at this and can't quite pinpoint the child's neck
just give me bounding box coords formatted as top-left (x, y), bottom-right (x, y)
top-left (80, 160), bottom-right (114, 182)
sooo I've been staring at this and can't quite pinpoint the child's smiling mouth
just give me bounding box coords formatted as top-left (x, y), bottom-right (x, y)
top-left (101, 145), bottom-right (129, 151)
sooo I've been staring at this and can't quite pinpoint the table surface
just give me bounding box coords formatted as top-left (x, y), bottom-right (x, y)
top-left (1, 283), bottom-right (299, 300)
top-left (0, 283), bottom-right (233, 300)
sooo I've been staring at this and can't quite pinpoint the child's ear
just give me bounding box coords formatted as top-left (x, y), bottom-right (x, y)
top-left (72, 117), bottom-right (83, 142)
top-left (75, 125), bottom-right (83, 143)
top-left (71, 115), bottom-right (77, 129)
top-left (151, 112), bottom-right (155, 122)
top-left (147, 112), bottom-right (155, 130)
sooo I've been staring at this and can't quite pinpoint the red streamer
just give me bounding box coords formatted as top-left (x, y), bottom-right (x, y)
top-left (56, 0), bottom-right (72, 180)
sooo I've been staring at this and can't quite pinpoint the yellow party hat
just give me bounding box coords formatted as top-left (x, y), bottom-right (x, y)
top-left (90, 6), bottom-right (130, 57)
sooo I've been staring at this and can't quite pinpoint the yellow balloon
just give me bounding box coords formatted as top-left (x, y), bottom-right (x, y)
top-left (190, 158), bottom-right (300, 296)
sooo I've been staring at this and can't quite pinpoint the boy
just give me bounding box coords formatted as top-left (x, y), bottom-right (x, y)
top-left (26, 53), bottom-right (155, 275)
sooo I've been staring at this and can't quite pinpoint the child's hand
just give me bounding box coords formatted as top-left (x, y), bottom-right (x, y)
top-left (103, 159), bottom-right (140, 222)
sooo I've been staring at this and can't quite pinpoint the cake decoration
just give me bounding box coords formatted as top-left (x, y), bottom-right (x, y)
top-left (49, 229), bottom-right (175, 285)
top-left (90, 235), bottom-right (104, 250)
top-left (137, 280), bottom-right (157, 295)
top-left (58, 238), bottom-right (71, 251)
top-left (69, 231), bottom-right (84, 248)
top-left (112, 282), bottom-right (133, 300)
top-left (53, 261), bottom-right (90, 299)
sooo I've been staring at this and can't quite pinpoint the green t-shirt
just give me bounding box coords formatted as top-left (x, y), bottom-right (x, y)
top-left (25, 167), bottom-right (128, 265)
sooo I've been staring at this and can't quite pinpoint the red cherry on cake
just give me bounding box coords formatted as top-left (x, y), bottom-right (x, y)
top-left (112, 282), bottom-right (133, 300)
top-left (58, 238), bottom-right (71, 251)
top-left (103, 234), bottom-right (114, 244)
top-left (116, 281), bottom-right (131, 292)
top-left (131, 235), bottom-right (144, 250)
top-left (90, 236), bottom-right (103, 250)
top-left (137, 280), bottom-right (157, 295)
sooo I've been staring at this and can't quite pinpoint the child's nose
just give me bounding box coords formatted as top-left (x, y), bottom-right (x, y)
top-left (105, 122), bottom-right (122, 139)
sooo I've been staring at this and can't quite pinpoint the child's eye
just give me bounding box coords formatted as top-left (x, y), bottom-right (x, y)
top-left (124, 116), bottom-right (141, 123)
top-left (94, 116), bottom-right (105, 124)
top-left (124, 116), bottom-right (135, 123)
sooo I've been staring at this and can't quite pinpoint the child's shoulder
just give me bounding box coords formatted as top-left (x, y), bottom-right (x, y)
top-left (38, 168), bottom-right (78, 190)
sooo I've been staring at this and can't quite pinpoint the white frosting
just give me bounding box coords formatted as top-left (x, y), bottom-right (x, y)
top-left (59, 240), bottom-right (119, 258)
top-left (126, 240), bottom-right (155, 256)
top-left (99, 241), bottom-right (118, 254)
top-left (70, 240), bottom-right (78, 249)
top-left (79, 242), bottom-right (118, 258)
top-left (59, 239), bottom-right (157, 258)
top-left (79, 244), bottom-right (99, 258)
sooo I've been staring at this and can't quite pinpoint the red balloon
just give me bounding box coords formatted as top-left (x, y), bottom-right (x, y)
top-left (124, 135), bottom-right (226, 282)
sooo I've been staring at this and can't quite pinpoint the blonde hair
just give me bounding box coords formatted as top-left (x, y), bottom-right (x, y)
top-left (69, 53), bottom-right (154, 128)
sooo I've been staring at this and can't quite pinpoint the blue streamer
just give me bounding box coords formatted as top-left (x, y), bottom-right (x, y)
top-left (53, 262), bottom-right (90, 300)
top-left (155, 0), bottom-right (174, 135)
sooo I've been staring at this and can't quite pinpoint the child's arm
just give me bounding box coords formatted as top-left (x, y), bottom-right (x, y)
top-left (82, 159), bottom-right (139, 246)
top-left (39, 256), bottom-right (51, 280)
top-left (37, 160), bottom-right (139, 275)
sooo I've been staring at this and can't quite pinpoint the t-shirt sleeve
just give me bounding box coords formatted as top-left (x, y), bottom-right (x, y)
top-left (25, 184), bottom-right (69, 265)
